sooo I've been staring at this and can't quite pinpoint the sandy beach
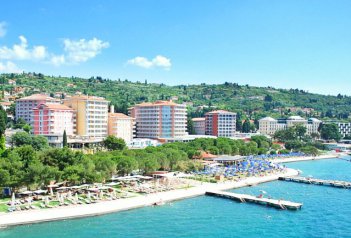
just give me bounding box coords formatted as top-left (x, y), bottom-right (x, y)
top-left (0, 168), bottom-right (298, 228)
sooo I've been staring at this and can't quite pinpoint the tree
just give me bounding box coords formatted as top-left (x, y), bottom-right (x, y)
top-left (11, 132), bottom-right (32, 147)
top-left (295, 124), bottom-right (307, 139)
top-left (320, 124), bottom-right (342, 141)
top-left (13, 118), bottom-right (27, 129)
top-left (31, 135), bottom-right (49, 150)
top-left (115, 156), bottom-right (137, 175)
top-left (0, 106), bottom-right (6, 135)
top-left (23, 124), bottom-right (32, 133)
top-left (236, 114), bottom-right (243, 132)
top-left (63, 130), bottom-right (68, 147)
top-left (187, 116), bottom-right (195, 135)
top-left (103, 136), bottom-right (126, 151)
top-left (242, 119), bottom-right (251, 133)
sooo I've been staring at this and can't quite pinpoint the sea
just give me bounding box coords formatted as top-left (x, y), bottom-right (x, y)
top-left (1, 157), bottom-right (351, 238)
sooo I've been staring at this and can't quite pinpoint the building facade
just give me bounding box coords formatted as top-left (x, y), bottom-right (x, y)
top-left (192, 118), bottom-right (206, 135)
top-left (337, 122), bottom-right (351, 138)
top-left (15, 94), bottom-right (60, 124)
top-left (108, 113), bottom-right (135, 142)
top-left (258, 116), bottom-right (322, 136)
top-left (32, 103), bottom-right (75, 136)
top-left (63, 95), bottom-right (109, 138)
top-left (129, 100), bottom-right (187, 139)
top-left (205, 110), bottom-right (237, 137)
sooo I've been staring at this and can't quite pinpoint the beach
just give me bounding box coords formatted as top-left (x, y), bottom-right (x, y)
top-left (271, 153), bottom-right (342, 163)
top-left (0, 168), bottom-right (298, 228)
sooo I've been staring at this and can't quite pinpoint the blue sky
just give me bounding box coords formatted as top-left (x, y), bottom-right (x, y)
top-left (0, 0), bottom-right (350, 95)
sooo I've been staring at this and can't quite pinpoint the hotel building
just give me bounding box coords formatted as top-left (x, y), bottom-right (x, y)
top-left (258, 116), bottom-right (322, 136)
top-left (192, 118), bottom-right (206, 135)
top-left (15, 94), bottom-right (60, 124)
top-left (32, 103), bottom-right (75, 136)
top-left (63, 95), bottom-right (109, 138)
top-left (205, 110), bottom-right (237, 137)
top-left (129, 100), bottom-right (187, 139)
top-left (337, 122), bottom-right (351, 138)
top-left (108, 112), bottom-right (135, 143)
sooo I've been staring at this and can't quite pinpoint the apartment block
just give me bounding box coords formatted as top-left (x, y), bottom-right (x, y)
top-left (108, 113), bottom-right (135, 143)
top-left (205, 110), bottom-right (237, 137)
top-left (15, 94), bottom-right (60, 124)
top-left (63, 95), bottom-right (109, 138)
top-left (129, 100), bottom-right (187, 139)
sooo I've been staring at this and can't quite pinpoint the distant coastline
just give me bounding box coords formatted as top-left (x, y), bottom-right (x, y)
top-left (271, 153), bottom-right (342, 163)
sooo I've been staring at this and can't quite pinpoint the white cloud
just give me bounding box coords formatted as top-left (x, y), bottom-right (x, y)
top-left (0, 61), bottom-right (21, 73)
top-left (0, 22), bottom-right (6, 38)
top-left (127, 55), bottom-right (171, 70)
top-left (0, 35), bottom-right (109, 67)
top-left (50, 54), bottom-right (65, 66)
top-left (63, 38), bottom-right (110, 64)
top-left (0, 35), bottom-right (47, 60)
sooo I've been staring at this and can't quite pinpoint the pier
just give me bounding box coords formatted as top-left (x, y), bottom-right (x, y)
top-left (205, 190), bottom-right (302, 210)
top-left (279, 176), bottom-right (351, 189)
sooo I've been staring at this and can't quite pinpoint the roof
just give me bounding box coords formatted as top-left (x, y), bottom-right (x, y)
top-left (108, 113), bottom-right (133, 119)
top-left (134, 100), bottom-right (181, 107)
top-left (212, 155), bottom-right (246, 162)
top-left (259, 117), bottom-right (277, 122)
top-left (288, 116), bottom-right (305, 120)
top-left (308, 118), bottom-right (321, 122)
top-left (65, 95), bottom-right (108, 102)
top-left (192, 117), bottom-right (205, 122)
top-left (206, 110), bottom-right (236, 115)
top-left (33, 103), bottom-right (74, 111)
top-left (0, 102), bottom-right (12, 106)
top-left (16, 94), bottom-right (58, 101)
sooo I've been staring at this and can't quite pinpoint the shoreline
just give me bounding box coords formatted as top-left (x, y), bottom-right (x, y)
top-left (0, 168), bottom-right (298, 228)
top-left (271, 153), bottom-right (343, 163)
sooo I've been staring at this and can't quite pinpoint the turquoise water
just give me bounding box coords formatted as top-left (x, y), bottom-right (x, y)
top-left (1, 157), bottom-right (351, 238)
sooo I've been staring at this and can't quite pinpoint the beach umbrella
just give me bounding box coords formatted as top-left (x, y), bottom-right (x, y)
top-left (11, 192), bottom-right (15, 207)
top-left (27, 197), bottom-right (32, 207)
top-left (60, 194), bottom-right (64, 204)
top-left (68, 190), bottom-right (72, 199)
top-left (49, 187), bottom-right (54, 196)
top-left (45, 196), bottom-right (49, 206)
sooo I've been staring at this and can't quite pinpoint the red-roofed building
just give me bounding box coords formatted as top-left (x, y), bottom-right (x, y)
top-left (32, 103), bottom-right (75, 136)
top-left (108, 112), bottom-right (135, 142)
top-left (15, 94), bottom-right (60, 124)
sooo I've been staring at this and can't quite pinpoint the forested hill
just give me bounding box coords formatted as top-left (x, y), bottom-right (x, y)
top-left (1, 73), bottom-right (351, 120)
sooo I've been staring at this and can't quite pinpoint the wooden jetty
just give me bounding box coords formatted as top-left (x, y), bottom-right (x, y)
top-left (205, 190), bottom-right (302, 210)
top-left (279, 176), bottom-right (351, 189)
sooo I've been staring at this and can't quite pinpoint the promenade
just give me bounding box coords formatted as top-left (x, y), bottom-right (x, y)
top-left (0, 168), bottom-right (298, 227)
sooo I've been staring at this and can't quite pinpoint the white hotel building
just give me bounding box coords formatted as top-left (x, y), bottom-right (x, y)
top-left (129, 100), bottom-right (188, 139)
top-left (337, 122), bottom-right (351, 138)
top-left (259, 116), bottom-right (322, 136)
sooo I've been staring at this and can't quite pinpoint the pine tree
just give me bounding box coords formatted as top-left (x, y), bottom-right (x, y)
top-left (63, 130), bottom-right (68, 147)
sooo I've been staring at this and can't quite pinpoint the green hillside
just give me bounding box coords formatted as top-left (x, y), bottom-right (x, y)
top-left (1, 73), bottom-right (351, 121)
